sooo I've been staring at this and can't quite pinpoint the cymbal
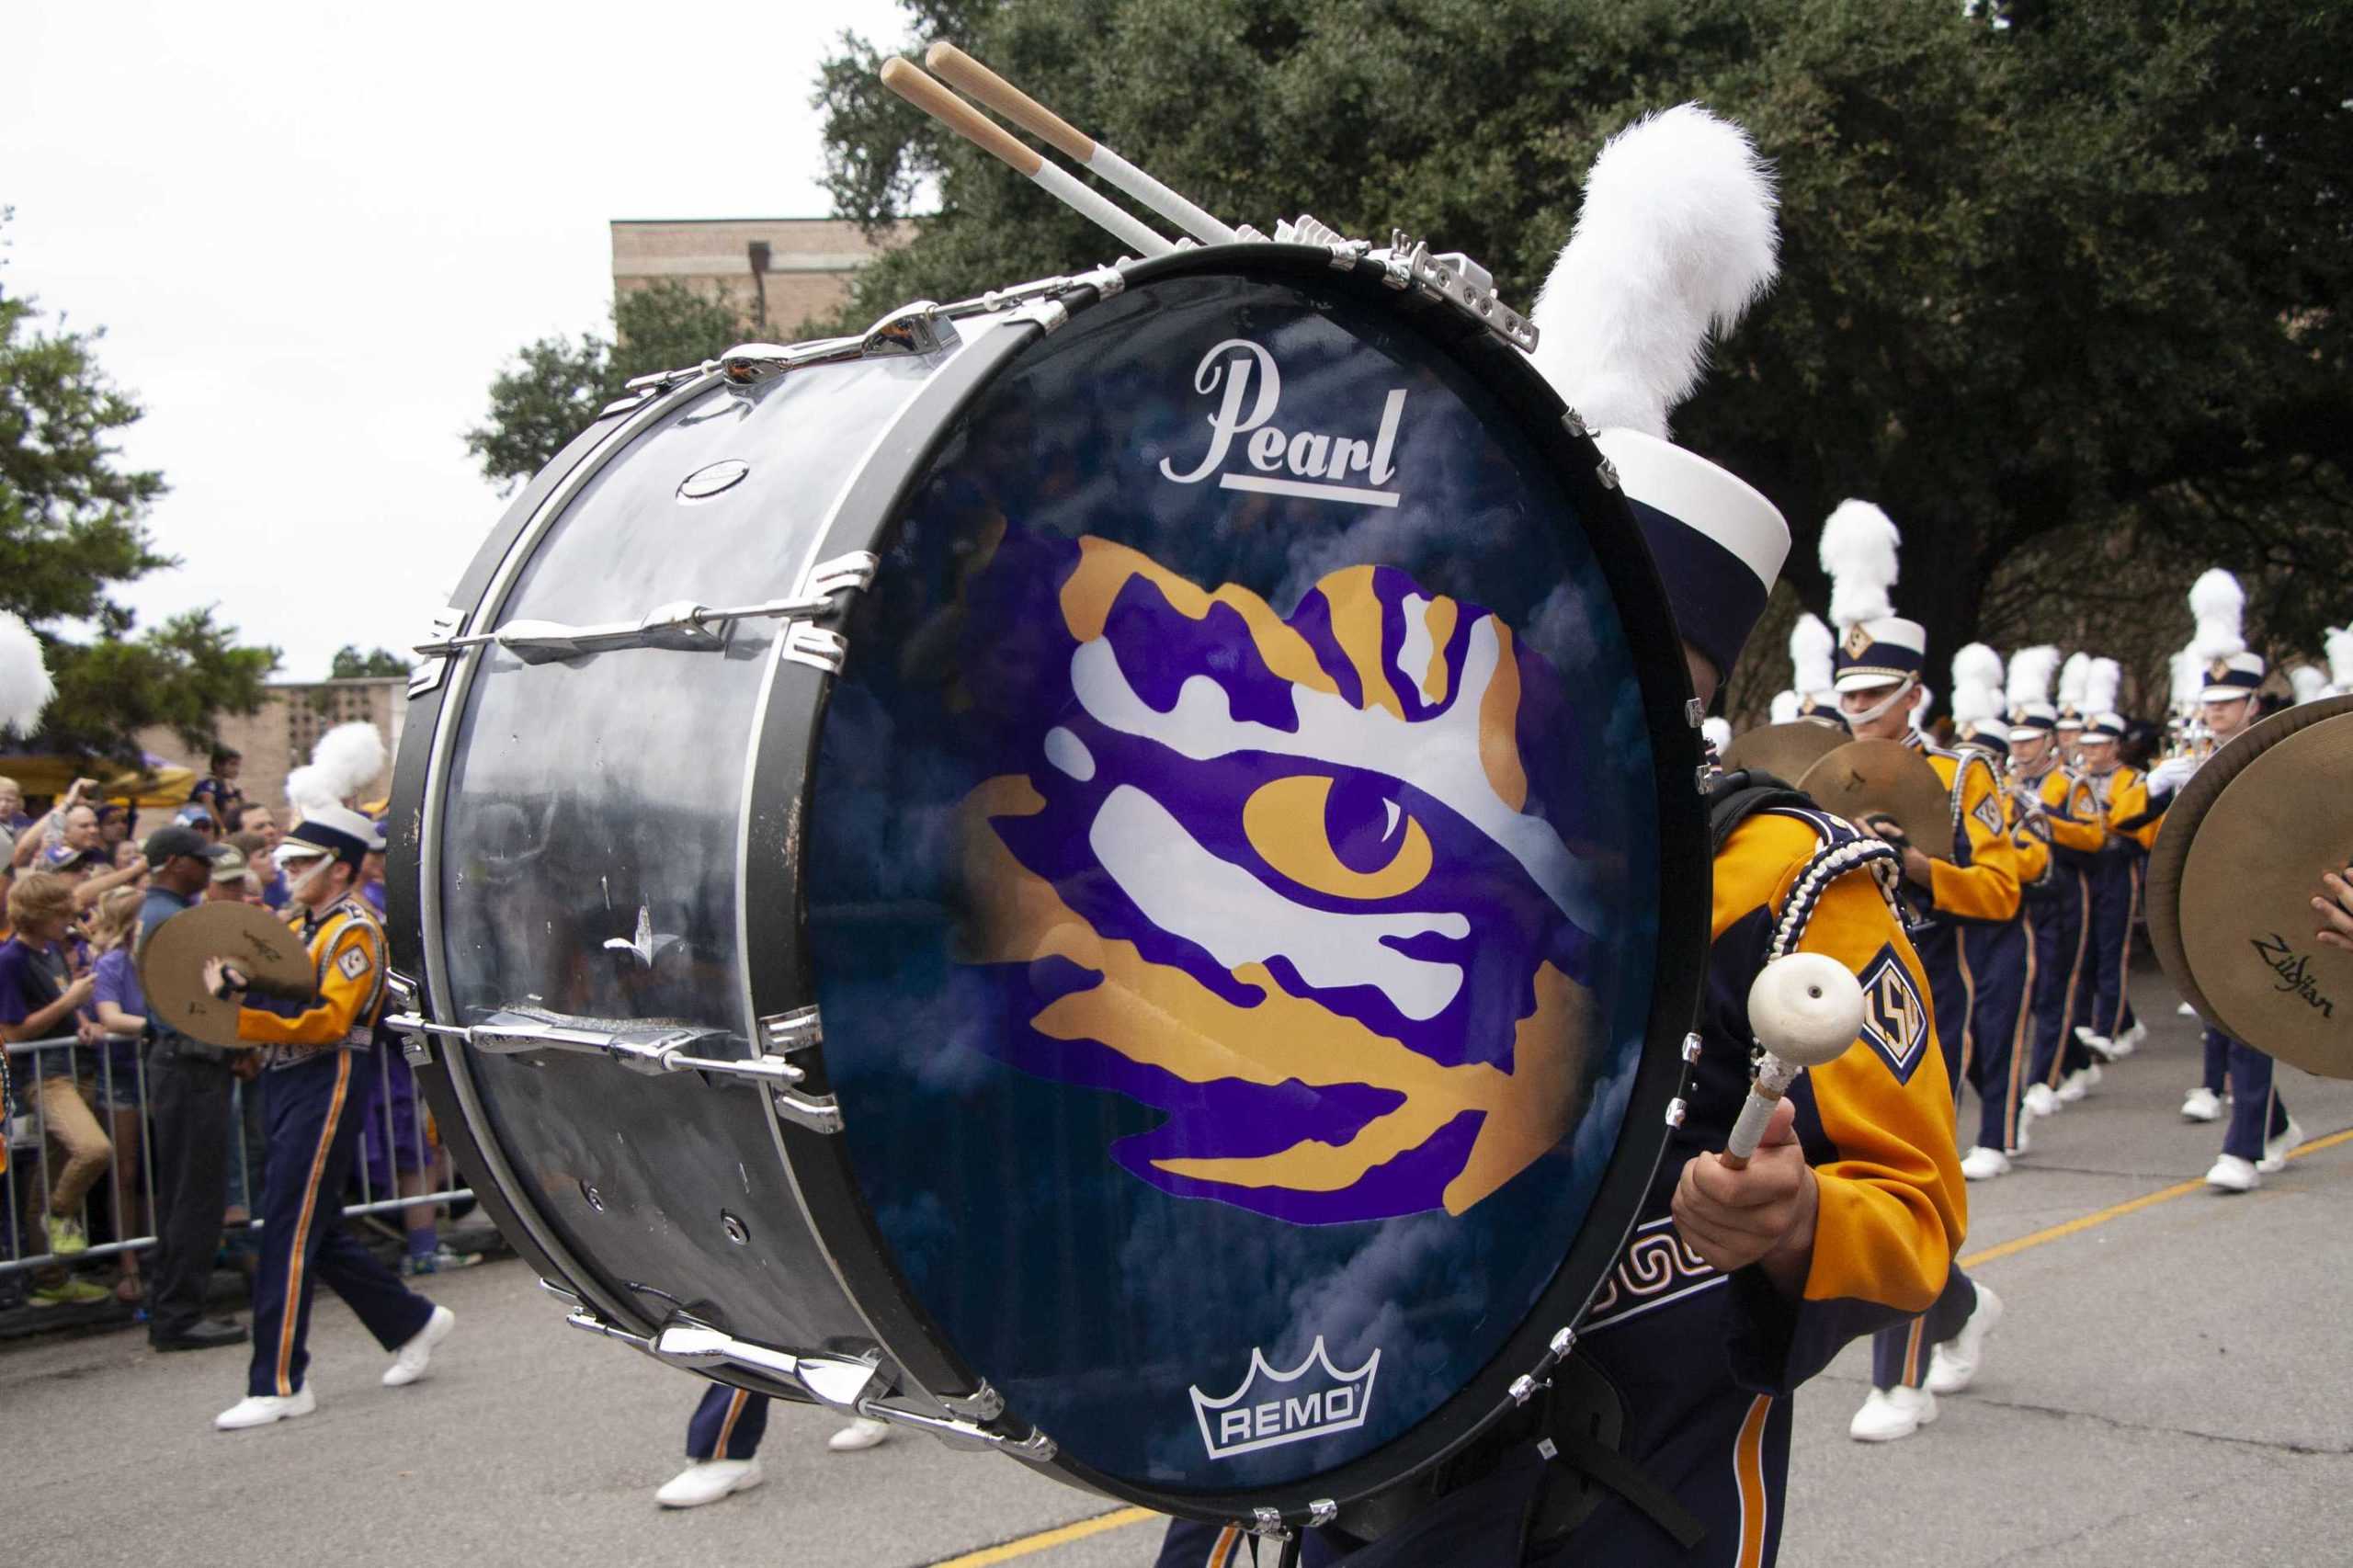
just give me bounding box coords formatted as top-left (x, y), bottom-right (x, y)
top-left (139, 900), bottom-right (315, 1050)
top-left (1798, 739), bottom-right (1957, 862)
top-left (2154, 695), bottom-right (2353, 1078)
top-left (1721, 720), bottom-right (1849, 784)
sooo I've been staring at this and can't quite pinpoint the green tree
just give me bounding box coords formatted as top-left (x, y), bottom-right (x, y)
top-left (0, 211), bottom-right (276, 759)
top-left (815, 0), bottom-right (2353, 722)
top-left (465, 281), bottom-right (753, 491)
top-left (329, 645), bottom-right (412, 678)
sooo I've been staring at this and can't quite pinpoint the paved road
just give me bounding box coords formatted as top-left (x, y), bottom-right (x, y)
top-left (8, 968), bottom-right (2349, 1566)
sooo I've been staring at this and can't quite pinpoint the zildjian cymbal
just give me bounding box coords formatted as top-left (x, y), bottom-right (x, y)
top-left (2151, 694), bottom-right (2353, 1079)
top-left (138, 900), bottom-right (316, 1051)
top-left (1721, 720), bottom-right (1850, 785)
top-left (1798, 739), bottom-right (1957, 863)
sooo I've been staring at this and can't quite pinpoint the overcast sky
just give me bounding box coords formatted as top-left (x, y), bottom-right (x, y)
top-left (8, 0), bottom-right (915, 680)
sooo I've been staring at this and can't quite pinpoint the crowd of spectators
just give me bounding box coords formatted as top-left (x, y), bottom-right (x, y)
top-left (1, 758), bottom-right (482, 1329)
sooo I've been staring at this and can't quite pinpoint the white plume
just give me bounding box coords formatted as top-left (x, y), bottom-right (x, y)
top-left (2326, 626), bottom-right (2353, 692)
top-left (2290, 665), bottom-right (2329, 705)
top-left (1950, 644), bottom-right (2004, 716)
top-left (1951, 678), bottom-right (2001, 728)
top-left (2007, 645), bottom-right (2059, 710)
top-left (1769, 690), bottom-right (1801, 723)
top-left (2085, 657), bottom-right (2122, 718)
top-left (287, 722), bottom-right (385, 814)
top-left (2168, 649), bottom-right (2204, 710)
top-left (2058, 652), bottom-right (2091, 710)
top-left (1911, 685), bottom-right (1933, 733)
top-left (2187, 569), bottom-right (2245, 661)
top-left (1529, 104), bottom-right (1779, 438)
top-left (1701, 715), bottom-right (1733, 754)
top-left (1819, 500), bottom-right (1901, 631)
top-left (1790, 613), bottom-right (1834, 697)
top-left (0, 611), bottom-right (53, 738)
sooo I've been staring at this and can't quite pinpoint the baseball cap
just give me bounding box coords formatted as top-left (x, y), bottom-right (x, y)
top-left (144, 825), bottom-right (232, 867)
top-left (40, 844), bottom-right (107, 871)
top-left (174, 803), bottom-right (215, 827)
top-left (209, 844), bottom-right (251, 882)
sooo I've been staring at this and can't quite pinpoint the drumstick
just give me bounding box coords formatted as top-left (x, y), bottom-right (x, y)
top-left (925, 42), bottom-right (1238, 247)
top-left (878, 57), bottom-right (1175, 258)
top-left (1722, 953), bottom-right (1864, 1169)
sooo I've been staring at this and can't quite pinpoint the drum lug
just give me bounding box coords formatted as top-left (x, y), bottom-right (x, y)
top-left (756, 1006), bottom-right (824, 1055)
top-left (1686, 698), bottom-right (1706, 729)
top-left (536, 1278), bottom-right (582, 1309)
top-left (801, 551), bottom-right (880, 603)
top-left (1595, 453), bottom-right (1620, 490)
top-left (783, 624), bottom-right (850, 675)
top-left (1251, 1508), bottom-right (1290, 1542)
top-left (939, 1380), bottom-right (1005, 1421)
top-left (861, 302), bottom-right (962, 360)
top-left (1682, 1032), bottom-right (1704, 1064)
top-left (1665, 1096), bottom-right (1689, 1129)
top-left (770, 1087), bottom-right (845, 1134)
top-left (409, 607), bottom-right (466, 697)
top-left (1307, 1500), bottom-right (1339, 1529)
top-left (1001, 299), bottom-right (1071, 334)
top-left (1560, 407), bottom-right (1594, 438)
top-left (1365, 231), bottom-right (1539, 352)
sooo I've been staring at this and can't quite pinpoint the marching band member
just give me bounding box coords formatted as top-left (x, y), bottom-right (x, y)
top-left (2120, 573), bottom-right (2299, 1188)
top-left (2054, 653), bottom-right (2091, 765)
top-left (1789, 613), bottom-right (1842, 725)
top-left (1161, 101), bottom-right (1963, 1568)
top-left (654, 1387), bottom-right (892, 1508)
top-left (1819, 504), bottom-right (2015, 1442)
top-left (2002, 650), bottom-right (2107, 1119)
top-left (1948, 651), bottom-right (2048, 1181)
top-left (2068, 659), bottom-right (2145, 1068)
top-left (203, 731), bottom-right (456, 1431)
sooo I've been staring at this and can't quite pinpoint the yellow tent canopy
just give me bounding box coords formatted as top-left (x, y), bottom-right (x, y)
top-left (0, 755), bottom-right (199, 811)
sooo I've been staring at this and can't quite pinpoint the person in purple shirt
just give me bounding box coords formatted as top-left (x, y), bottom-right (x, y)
top-left (0, 872), bottom-right (113, 1306)
top-left (87, 887), bottom-right (152, 1303)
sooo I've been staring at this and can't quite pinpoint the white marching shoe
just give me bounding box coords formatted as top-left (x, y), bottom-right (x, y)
top-left (2258, 1119), bottom-right (2306, 1174)
top-left (656, 1457), bottom-right (765, 1508)
top-left (2111, 1020), bottom-right (2146, 1056)
top-left (2057, 1064), bottom-right (2099, 1104)
top-left (215, 1385), bottom-right (316, 1430)
top-left (2076, 1026), bottom-right (2115, 1062)
top-left (1925, 1282), bottom-right (2005, 1395)
top-left (383, 1304), bottom-right (456, 1387)
top-left (1960, 1146), bottom-right (2011, 1181)
top-left (2181, 1086), bottom-right (2222, 1122)
top-left (2177, 1001), bottom-right (2197, 1017)
top-left (828, 1417), bottom-right (892, 1452)
top-left (2023, 1083), bottom-right (2060, 1119)
top-left (2206, 1153), bottom-right (2259, 1192)
top-left (1850, 1384), bottom-right (1938, 1442)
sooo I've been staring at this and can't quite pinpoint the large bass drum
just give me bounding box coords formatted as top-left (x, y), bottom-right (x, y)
top-left (386, 244), bottom-right (1710, 1526)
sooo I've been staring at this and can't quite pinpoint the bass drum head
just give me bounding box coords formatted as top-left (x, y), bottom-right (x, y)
top-left (804, 261), bottom-right (1699, 1507)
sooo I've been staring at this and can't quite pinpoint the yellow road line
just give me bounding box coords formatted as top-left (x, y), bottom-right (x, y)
top-left (1961, 1123), bottom-right (2353, 1269)
top-left (924, 1506), bottom-right (1160, 1567)
top-left (926, 1127), bottom-right (2353, 1564)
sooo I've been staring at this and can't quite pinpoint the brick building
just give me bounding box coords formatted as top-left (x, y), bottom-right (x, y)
top-left (138, 677), bottom-right (404, 820)
top-left (610, 217), bottom-right (915, 337)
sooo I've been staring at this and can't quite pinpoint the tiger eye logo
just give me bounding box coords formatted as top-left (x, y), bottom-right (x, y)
top-left (951, 534), bottom-right (1605, 1225)
top-left (1843, 624), bottom-right (1874, 660)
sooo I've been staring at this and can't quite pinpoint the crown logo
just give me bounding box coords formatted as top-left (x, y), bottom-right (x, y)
top-left (1188, 1336), bottom-right (1380, 1460)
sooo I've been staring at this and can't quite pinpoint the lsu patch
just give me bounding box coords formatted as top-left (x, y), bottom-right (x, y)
top-left (1856, 943), bottom-right (1930, 1083)
top-left (1971, 790), bottom-right (2006, 838)
top-left (336, 946), bottom-right (371, 982)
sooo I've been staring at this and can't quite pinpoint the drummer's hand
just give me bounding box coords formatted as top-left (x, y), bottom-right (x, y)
top-left (1673, 1097), bottom-right (1819, 1298)
top-left (2316, 868), bottom-right (2353, 953)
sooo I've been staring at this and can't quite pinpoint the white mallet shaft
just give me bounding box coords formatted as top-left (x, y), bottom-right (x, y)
top-left (1722, 953), bottom-right (1865, 1168)
top-left (926, 42), bottom-right (1238, 246)
top-left (879, 58), bottom-right (1175, 258)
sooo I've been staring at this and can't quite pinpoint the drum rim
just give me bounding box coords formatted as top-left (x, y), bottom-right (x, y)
top-left (765, 243), bottom-right (1714, 1520)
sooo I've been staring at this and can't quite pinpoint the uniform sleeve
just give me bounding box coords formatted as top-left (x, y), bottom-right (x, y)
top-left (1726, 862), bottom-right (1966, 1392)
top-left (1925, 756), bottom-right (2023, 921)
top-left (2107, 771), bottom-right (2165, 851)
top-left (2006, 792), bottom-right (2052, 887)
top-left (235, 918), bottom-right (381, 1048)
top-left (2039, 773), bottom-right (2108, 855)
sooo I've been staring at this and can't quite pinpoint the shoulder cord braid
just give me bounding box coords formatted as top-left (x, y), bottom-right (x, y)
top-left (1747, 832), bottom-right (1901, 1071)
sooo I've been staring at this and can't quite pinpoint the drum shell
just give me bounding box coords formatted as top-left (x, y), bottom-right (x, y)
top-left (391, 245), bottom-right (1712, 1521)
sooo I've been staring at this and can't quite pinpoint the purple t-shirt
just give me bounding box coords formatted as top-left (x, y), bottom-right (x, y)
top-left (94, 947), bottom-right (146, 1084)
top-left (0, 935), bottom-right (75, 1082)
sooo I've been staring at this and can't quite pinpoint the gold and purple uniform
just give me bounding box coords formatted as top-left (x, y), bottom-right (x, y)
top-left (234, 894), bottom-right (435, 1399)
top-left (2076, 763), bottom-right (2147, 1041)
top-left (2020, 766), bottom-right (2104, 1091)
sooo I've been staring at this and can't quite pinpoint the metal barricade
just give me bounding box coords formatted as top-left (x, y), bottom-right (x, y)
top-left (2, 1032), bottom-right (475, 1280)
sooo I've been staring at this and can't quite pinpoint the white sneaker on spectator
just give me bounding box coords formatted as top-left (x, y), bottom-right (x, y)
top-left (1849, 1385), bottom-right (1936, 1442)
top-left (828, 1417), bottom-right (892, 1452)
top-left (1925, 1282), bottom-right (2004, 1394)
top-left (2023, 1084), bottom-right (2060, 1119)
top-left (2258, 1119), bottom-right (2305, 1174)
top-left (2205, 1154), bottom-right (2259, 1193)
top-left (2181, 1087), bottom-right (2222, 1122)
top-left (655, 1458), bottom-right (764, 1507)
top-left (215, 1386), bottom-right (315, 1430)
top-left (383, 1304), bottom-right (455, 1387)
top-left (1960, 1146), bottom-right (2010, 1181)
